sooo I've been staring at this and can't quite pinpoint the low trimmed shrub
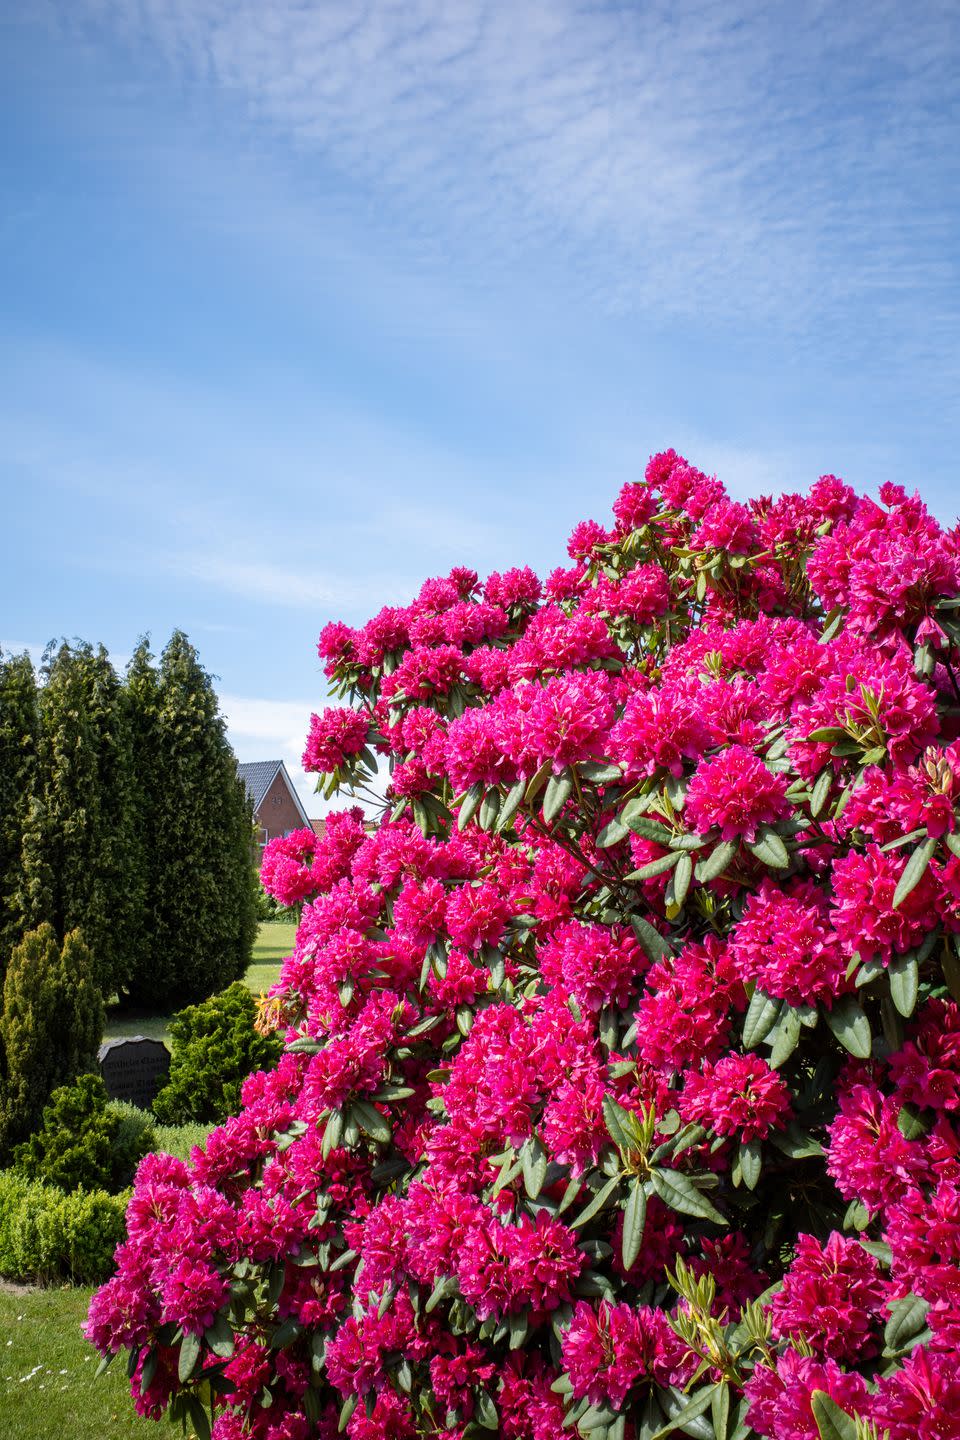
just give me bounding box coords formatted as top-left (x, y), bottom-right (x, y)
top-left (14, 1074), bottom-right (121, 1192)
top-left (0, 1170), bottom-right (128, 1284)
top-left (151, 981), bottom-right (281, 1125)
top-left (105, 1100), bottom-right (158, 1187)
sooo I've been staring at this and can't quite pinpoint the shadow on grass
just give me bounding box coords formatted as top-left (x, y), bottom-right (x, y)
top-left (102, 921), bottom-right (296, 1047)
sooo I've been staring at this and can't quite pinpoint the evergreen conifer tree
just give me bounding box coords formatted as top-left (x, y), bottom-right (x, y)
top-left (0, 650), bottom-right (38, 984)
top-left (19, 642), bottom-right (139, 996)
top-left (0, 923), bottom-right (104, 1158)
top-left (120, 638), bottom-right (160, 999)
top-left (126, 631), bottom-right (256, 1007)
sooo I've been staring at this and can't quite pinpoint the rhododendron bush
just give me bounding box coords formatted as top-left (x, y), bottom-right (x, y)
top-left (88, 452), bottom-right (960, 1440)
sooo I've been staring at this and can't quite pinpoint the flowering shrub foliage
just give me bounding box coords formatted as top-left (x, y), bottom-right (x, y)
top-left (88, 452), bottom-right (960, 1440)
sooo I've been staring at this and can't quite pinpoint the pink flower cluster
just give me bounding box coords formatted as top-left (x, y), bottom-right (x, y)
top-left (89, 450), bottom-right (960, 1440)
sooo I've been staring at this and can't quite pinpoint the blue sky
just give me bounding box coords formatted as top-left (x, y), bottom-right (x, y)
top-left (2, 2), bottom-right (958, 813)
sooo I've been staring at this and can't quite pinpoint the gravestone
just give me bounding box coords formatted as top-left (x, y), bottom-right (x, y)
top-left (98, 1036), bottom-right (170, 1109)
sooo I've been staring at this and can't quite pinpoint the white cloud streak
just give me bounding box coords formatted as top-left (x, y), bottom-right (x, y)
top-left (49, 0), bottom-right (960, 362)
top-left (219, 692), bottom-right (315, 816)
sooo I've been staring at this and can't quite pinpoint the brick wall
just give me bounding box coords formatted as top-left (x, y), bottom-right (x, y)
top-left (256, 770), bottom-right (304, 844)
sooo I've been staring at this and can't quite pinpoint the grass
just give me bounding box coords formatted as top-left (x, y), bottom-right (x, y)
top-left (102, 921), bottom-right (295, 1048)
top-left (0, 1284), bottom-right (158, 1440)
top-left (243, 920), bottom-right (297, 996)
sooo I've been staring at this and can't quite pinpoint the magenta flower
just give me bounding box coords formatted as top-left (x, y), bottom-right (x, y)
top-left (302, 706), bottom-right (369, 773)
top-left (681, 1052), bottom-right (792, 1142)
top-left (686, 744), bottom-right (790, 843)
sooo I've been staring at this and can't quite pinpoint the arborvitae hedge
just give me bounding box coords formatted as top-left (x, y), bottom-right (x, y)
top-left (0, 649), bottom-right (38, 986)
top-left (18, 641), bottom-right (139, 997)
top-left (1, 631), bottom-right (258, 1011)
top-left (125, 631), bottom-right (257, 1008)
top-left (121, 638), bottom-right (162, 1000)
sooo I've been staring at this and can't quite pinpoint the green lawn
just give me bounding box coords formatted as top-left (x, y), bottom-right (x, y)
top-left (243, 920), bottom-right (297, 998)
top-left (102, 922), bottom-right (296, 1048)
top-left (0, 1285), bottom-right (160, 1440)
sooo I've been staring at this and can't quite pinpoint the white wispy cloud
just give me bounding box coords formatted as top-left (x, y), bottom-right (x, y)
top-left (47, 0), bottom-right (960, 363)
top-left (219, 692), bottom-right (314, 813)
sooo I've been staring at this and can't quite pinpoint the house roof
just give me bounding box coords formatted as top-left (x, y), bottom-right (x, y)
top-left (237, 759), bottom-right (312, 828)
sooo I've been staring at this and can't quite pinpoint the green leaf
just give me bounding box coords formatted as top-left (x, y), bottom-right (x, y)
top-left (859, 1239), bottom-right (892, 1266)
top-left (204, 1313), bottom-right (235, 1359)
top-left (737, 1139), bottom-right (761, 1191)
top-left (769, 1124), bottom-right (824, 1160)
top-left (649, 1168), bottom-right (725, 1224)
top-left (896, 1102), bottom-right (932, 1140)
top-left (824, 995), bottom-right (872, 1058)
top-left (630, 915), bottom-right (673, 963)
top-left (747, 826), bottom-right (790, 869)
top-left (673, 852), bottom-right (693, 907)
top-left (478, 786), bottom-right (501, 831)
top-left (520, 1136), bottom-right (549, 1199)
top-left (742, 988), bottom-right (780, 1048)
top-left (650, 1383), bottom-right (720, 1440)
top-left (571, 1173), bottom-right (622, 1229)
top-left (139, 1350), bottom-right (158, 1396)
top-left (818, 607), bottom-right (845, 644)
top-left (597, 817), bottom-right (630, 848)
top-left (543, 769), bottom-right (574, 824)
top-left (351, 1099), bottom-right (391, 1143)
top-left (602, 1094), bottom-right (638, 1149)
top-left (809, 768), bottom-right (832, 818)
top-left (892, 836), bottom-right (937, 908)
top-left (810, 1391), bottom-right (858, 1440)
top-left (768, 1005), bottom-right (802, 1067)
top-left (458, 782), bottom-right (484, 831)
top-left (497, 778), bottom-right (526, 832)
top-left (578, 762), bottom-right (624, 783)
top-left (621, 1179), bottom-right (647, 1271)
top-left (631, 851), bottom-right (681, 880)
top-left (577, 1404), bottom-right (617, 1434)
top-left (425, 1275), bottom-right (458, 1313)
top-left (711, 1382), bottom-right (730, 1440)
top-left (888, 952), bottom-right (919, 1018)
top-left (269, 1320), bottom-right (302, 1349)
top-left (695, 839), bottom-right (738, 883)
top-left (185, 1397), bottom-right (212, 1440)
top-left (884, 1294), bottom-right (930, 1354)
top-left (557, 1175), bottom-right (583, 1215)
top-left (285, 1036), bottom-right (324, 1054)
top-left (475, 1390), bottom-right (499, 1430)
top-left (627, 815), bottom-right (675, 844)
top-left (177, 1331), bottom-right (201, 1383)
top-left (524, 760), bottom-right (552, 805)
top-left (854, 956), bottom-right (885, 989)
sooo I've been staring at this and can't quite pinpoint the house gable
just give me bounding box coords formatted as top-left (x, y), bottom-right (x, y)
top-left (238, 759), bottom-right (311, 846)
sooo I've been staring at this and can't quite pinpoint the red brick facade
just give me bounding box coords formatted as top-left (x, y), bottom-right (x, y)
top-left (239, 760), bottom-right (312, 850)
top-left (256, 769), bottom-right (305, 846)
